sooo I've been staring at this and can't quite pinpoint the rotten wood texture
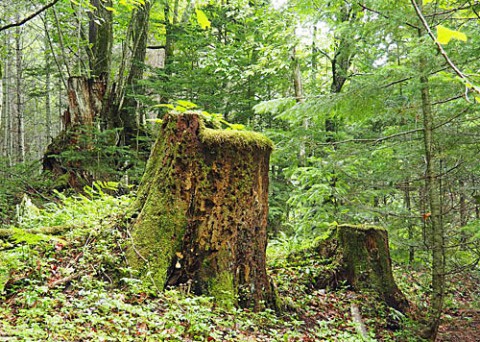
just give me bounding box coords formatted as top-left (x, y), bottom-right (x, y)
top-left (63, 76), bottom-right (106, 128)
top-left (304, 225), bottom-right (409, 312)
top-left (43, 76), bottom-right (106, 190)
top-left (127, 112), bottom-right (276, 311)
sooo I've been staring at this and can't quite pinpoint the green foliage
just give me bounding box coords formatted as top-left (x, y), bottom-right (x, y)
top-left (0, 159), bottom-right (53, 225)
top-left (0, 190), bottom-right (385, 341)
top-left (47, 126), bottom-right (149, 188)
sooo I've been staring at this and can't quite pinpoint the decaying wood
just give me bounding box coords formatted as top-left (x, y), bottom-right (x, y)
top-left (127, 112), bottom-right (276, 311)
top-left (43, 76), bottom-right (107, 190)
top-left (294, 224), bottom-right (409, 312)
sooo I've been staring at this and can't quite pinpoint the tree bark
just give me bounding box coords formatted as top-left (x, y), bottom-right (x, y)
top-left (127, 112), bottom-right (276, 310)
top-left (88, 0), bottom-right (113, 79)
top-left (107, 0), bottom-right (151, 147)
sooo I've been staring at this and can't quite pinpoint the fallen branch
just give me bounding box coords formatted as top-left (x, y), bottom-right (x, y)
top-left (48, 271), bottom-right (86, 289)
top-left (351, 303), bottom-right (369, 340)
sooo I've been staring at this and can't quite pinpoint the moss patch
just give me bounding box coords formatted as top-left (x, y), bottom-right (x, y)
top-left (200, 127), bottom-right (274, 151)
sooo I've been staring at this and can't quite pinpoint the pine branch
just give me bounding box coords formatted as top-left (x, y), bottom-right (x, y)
top-left (0, 0), bottom-right (61, 32)
top-left (318, 128), bottom-right (424, 146)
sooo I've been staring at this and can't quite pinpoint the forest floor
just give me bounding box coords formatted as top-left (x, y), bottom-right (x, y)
top-left (0, 193), bottom-right (479, 341)
top-left (435, 271), bottom-right (480, 342)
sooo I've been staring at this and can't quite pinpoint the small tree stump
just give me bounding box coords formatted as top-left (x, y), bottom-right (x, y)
top-left (314, 225), bottom-right (409, 312)
top-left (127, 112), bottom-right (276, 310)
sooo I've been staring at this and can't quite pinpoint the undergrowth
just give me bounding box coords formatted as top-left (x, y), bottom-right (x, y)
top-left (1, 187), bottom-right (478, 341)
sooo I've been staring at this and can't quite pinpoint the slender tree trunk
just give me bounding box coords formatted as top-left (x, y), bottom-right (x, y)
top-left (292, 46), bottom-right (308, 165)
top-left (123, 0), bottom-right (151, 140)
top-left (88, 0), bottom-right (113, 130)
top-left (459, 180), bottom-right (467, 227)
top-left (1, 32), bottom-right (8, 159)
top-left (3, 35), bottom-right (13, 164)
top-left (417, 8), bottom-right (445, 335)
top-left (404, 180), bottom-right (415, 264)
top-left (88, 0), bottom-right (113, 79)
top-left (473, 176), bottom-right (480, 219)
top-left (15, 22), bottom-right (25, 163)
top-left (107, 0), bottom-right (151, 147)
top-left (45, 34), bottom-right (52, 144)
top-left (324, 4), bottom-right (357, 216)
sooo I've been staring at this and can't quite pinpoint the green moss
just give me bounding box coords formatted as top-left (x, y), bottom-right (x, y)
top-left (209, 271), bottom-right (236, 310)
top-left (127, 204), bottom-right (187, 288)
top-left (200, 128), bottom-right (274, 151)
top-left (337, 223), bottom-right (385, 232)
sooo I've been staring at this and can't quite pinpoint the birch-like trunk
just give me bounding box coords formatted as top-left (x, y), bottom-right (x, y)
top-left (15, 22), bottom-right (25, 163)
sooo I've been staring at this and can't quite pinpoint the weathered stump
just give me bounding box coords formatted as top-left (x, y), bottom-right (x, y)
top-left (127, 112), bottom-right (276, 310)
top-left (43, 76), bottom-right (106, 189)
top-left (313, 225), bottom-right (409, 312)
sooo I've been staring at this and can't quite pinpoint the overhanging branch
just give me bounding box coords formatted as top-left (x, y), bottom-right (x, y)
top-left (410, 0), bottom-right (480, 97)
top-left (0, 0), bottom-right (60, 32)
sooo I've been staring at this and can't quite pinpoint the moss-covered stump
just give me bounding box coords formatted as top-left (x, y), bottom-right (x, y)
top-left (312, 225), bottom-right (409, 312)
top-left (127, 112), bottom-right (276, 310)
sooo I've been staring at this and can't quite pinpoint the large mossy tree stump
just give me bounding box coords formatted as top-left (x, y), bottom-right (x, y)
top-left (127, 112), bottom-right (276, 310)
top-left (313, 225), bottom-right (409, 312)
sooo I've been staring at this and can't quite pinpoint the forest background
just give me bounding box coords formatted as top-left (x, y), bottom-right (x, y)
top-left (0, 0), bottom-right (480, 341)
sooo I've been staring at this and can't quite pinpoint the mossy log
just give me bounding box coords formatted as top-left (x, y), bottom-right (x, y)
top-left (0, 225), bottom-right (72, 238)
top-left (127, 112), bottom-right (276, 310)
top-left (313, 225), bottom-right (409, 312)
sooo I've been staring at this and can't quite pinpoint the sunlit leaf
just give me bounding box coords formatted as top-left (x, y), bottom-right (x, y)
top-left (226, 123), bottom-right (245, 130)
top-left (174, 106), bottom-right (187, 112)
top-left (195, 9), bottom-right (211, 30)
top-left (176, 100), bottom-right (198, 109)
top-left (436, 25), bottom-right (467, 45)
top-left (153, 104), bottom-right (175, 109)
top-left (105, 6), bottom-right (117, 14)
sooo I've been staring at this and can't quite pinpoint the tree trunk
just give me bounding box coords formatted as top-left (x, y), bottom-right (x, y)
top-left (127, 112), bottom-right (276, 311)
top-left (88, 0), bottom-right (113, 79)
top-left (415, 1), bottom-right (446, 338)
top-left (107, 0), bottom-right (151, 147)
top-left (311, 224), bottom-right (409, 312)
top-left (420, 63), bottom-right (445, 342)
top-left (45, 33), bottom-right (52, 144)
top-left (15, 22), bottom-right (25, 163)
